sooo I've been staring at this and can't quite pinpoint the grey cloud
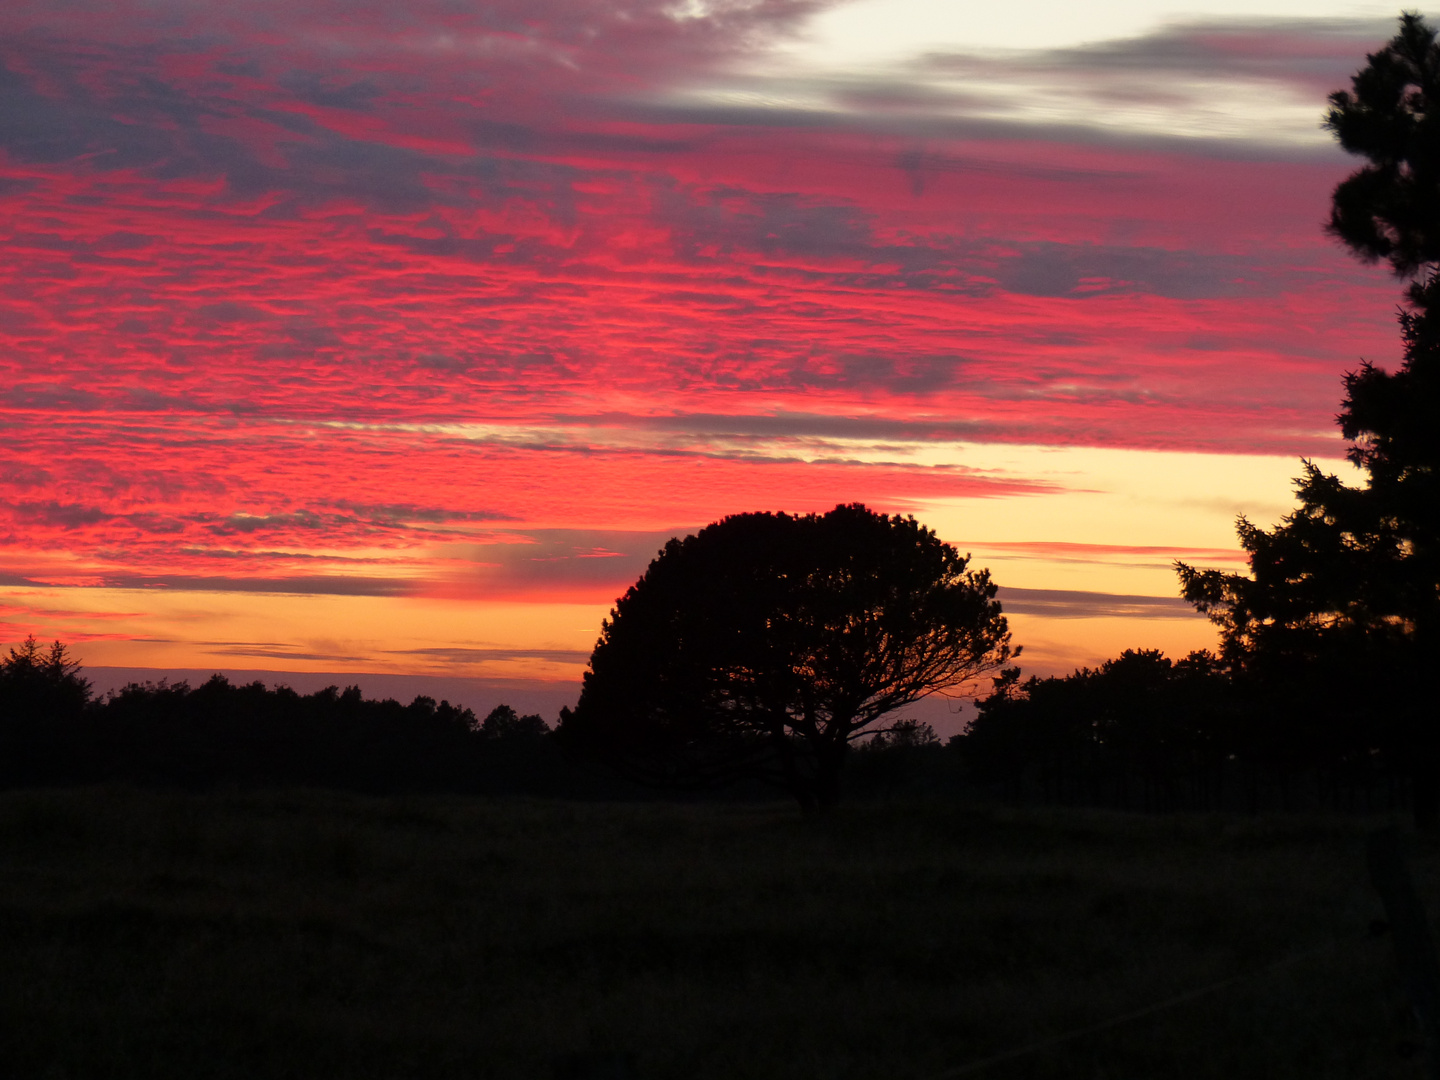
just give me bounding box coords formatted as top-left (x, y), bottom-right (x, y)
top-left (8, 500), bottom-right (112, 528)
top-left (196, 503), bottom-right (512, 537)
top-left (658, 183), bottom-right (1292, 298)
top-left (0, 466), bottom-right (54, 489)
top-left (570, 409), bottom-right (1001, 443)
top-left (384, 645), bottom-right (590, 664)
top-left (193, 301), bottom-right (272, 324)
top-left (0, 46), bottom-right (475, 215)
top-left (470, 119), bottom-right (542, 153)
top-left (99, 575), bottom-right (414, 596)
top-left (1, 384), bottom-right (108, 411)
top-left (325, 501), bottom-right (515, 525)
top-left (214, 59), bottom-right (263, 78)
top-left (468, 115), bottom-right (704, 157)
top-left (199, 644), bottom-right (366, 662)
top-left (662, 185), bottom-right (879, 263)
top-left (0, 46), bottom-right (283, 194)
top-left (997, 587), bottom-right (1199, 620)
top-left (992, 241), bottom-right (1263, 300)
top-left (213, 510), bottom-right (327, 534)
top-left (279, 74), bottom-right (383, 112)
top-left (789, 353), bottom-right (963, 393)
top-left (279, 319), bottom-right (342, 349)
top-left (275, 135), bottom-right (442, 214)
top-left (992, 16), bottom-right (1393, 89)
top-left (0, 572), bottom-right (47, 586)
top-left (415, 353), bottom-right (472, 372)
top-left (1, 0), bottom-right (816, 218)
top-left (113, 387), bottom-right (263, 416)
top-left (176, 547), bottom-right (388, 563)
top-left (455, 528), bottom-right (681, 589)
top-left (369, 229), bottom-right (527, 264)
top-left (633, 98), bottom-right (1153, 156)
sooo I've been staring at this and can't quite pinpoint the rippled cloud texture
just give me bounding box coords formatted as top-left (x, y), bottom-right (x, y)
top-left (0, 0), bottom-right (1409, 699)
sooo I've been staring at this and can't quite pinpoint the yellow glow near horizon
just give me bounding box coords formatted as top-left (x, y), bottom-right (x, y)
top-left (1, 588), bottom-right (597, 684)
top-left (919, 442), bottom-right (1342, 592)
top-left (0, 442), bottom-right (1340, 688)
top-left (1004, 610), bottom-right (1219, 675)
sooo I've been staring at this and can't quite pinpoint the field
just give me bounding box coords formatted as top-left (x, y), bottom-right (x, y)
top-left (0, 788), bottom-right (1431, 1079)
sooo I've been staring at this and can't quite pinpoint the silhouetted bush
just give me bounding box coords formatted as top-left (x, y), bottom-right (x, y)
top-left (955, 648), bottom-right (1409, 813)
top-left (959, 651), bottom-right (1235, 810)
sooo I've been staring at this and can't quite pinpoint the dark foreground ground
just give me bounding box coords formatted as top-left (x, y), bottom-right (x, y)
top-left (0, 788), bottom-right (1430, 1079)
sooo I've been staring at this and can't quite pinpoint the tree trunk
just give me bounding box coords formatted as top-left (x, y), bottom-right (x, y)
top-left (773, 728), bottom-right (817, 813)
top-left (812, 738), bottom-right (848, 812)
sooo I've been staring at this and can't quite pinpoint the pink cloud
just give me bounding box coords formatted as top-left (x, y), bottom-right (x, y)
top-left (0, 1), bottom-right (1407, 628)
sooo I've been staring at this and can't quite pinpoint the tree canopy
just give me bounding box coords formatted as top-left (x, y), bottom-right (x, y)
top-left (0, 636), bottom-right (90, 723)
top-left (960, 650), bottom-right (1234, 808)
top-left (1325, 12), bottom-right (1440, 278)
top-left (556, 503), bottom-right (1013, 809)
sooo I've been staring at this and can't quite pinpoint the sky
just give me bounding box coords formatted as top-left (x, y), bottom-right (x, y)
top-left (0, 0), bottom-right (1421, 728)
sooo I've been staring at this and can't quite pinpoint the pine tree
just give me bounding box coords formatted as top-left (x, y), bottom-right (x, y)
top-left (1179, 13), bottom-right (1440, 825)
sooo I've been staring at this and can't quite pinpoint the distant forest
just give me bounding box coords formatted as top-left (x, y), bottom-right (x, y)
top-left (0, 637), bottom-right (577, 797)
top-left (0, 634), bottom-right (1414, 815)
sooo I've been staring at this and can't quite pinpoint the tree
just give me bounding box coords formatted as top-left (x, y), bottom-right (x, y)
top-left (1179, 13), bottom-right (1440, 825)
top-left (0, 636), bottom-right (91, 722)
top-left (555, 503), bottom-right (1013, 810)
top-left (1325, 13), bottom-right (1440, 278)
top-left (0, 636), bottom-right (92, 786)
top-left (960, 651), bottom-right (1232, 809)
top-left (477, 704), bottom-right (550, 742)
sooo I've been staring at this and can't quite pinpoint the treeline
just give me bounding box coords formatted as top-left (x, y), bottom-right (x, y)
top-left (0, 637), bottom-right (579, 796)
top-left (951, 649), bottom-right (1411, 814)
top-left (0, 636), bottom-right (932, 801)
top-left (0, 634), bottom-right (1414, 811)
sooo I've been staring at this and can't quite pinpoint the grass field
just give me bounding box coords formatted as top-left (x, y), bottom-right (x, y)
top-left (0, 788), bottom-right (1431, 1079)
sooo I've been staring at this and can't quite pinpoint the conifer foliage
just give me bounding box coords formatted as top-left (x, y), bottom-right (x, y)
top-left (1179, 13), bottom-right (1440, 824)
top-left (1325, 13), bottom-right (1440, 277)
top-left (0, 636), bottom-right (91, 723)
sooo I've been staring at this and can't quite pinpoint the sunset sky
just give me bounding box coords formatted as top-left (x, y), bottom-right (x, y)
top-left (0, 0), bottom-right (1418, 727)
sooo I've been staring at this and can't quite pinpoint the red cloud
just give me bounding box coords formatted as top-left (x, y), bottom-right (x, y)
top-left (0, 2), bottom-right (1403, 613)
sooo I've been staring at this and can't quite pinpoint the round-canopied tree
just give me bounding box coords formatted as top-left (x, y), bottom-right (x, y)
top-left (556, 504), bottom-right (1014, 810)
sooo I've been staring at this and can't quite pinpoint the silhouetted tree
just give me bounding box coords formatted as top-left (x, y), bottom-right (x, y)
top-left (0, 636), bottom-right (90, 721)
top-left (846, 718), bottom-right (947, 798)
top-left (0, 637), bottom-right (92, 784)
top-left (478, 704), bottom-right (550, 742)
top-left (1180, 13), bottom-right (1440, 825)
top-left (0, 635), bottom-right (617, 795)
top-left (868, 718), bottom-right (941, 750)
top-left (1326, 13), bottom-right (1440, 278)
top-left (959, 650), bottom-right (1233, 809)
top-left (556, 503), bottom-right (1013, 810)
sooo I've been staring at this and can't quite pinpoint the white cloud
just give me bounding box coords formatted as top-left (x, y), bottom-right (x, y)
top-left (782, 0), bottom-right (1409, 58)
top-left (671, 11), bottom-right (1413, 147)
